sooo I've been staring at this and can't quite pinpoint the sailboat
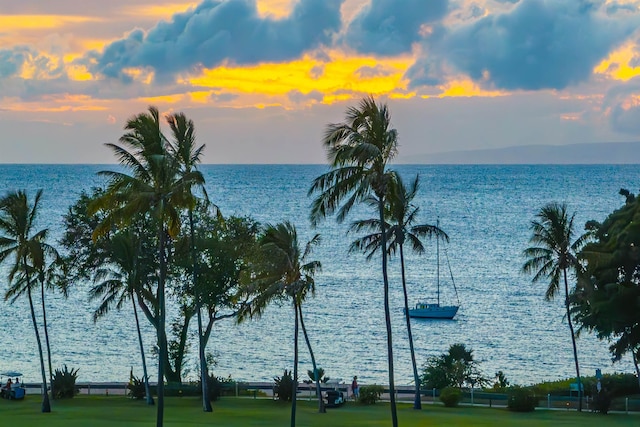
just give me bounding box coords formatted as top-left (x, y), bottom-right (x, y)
top-left (407, 222), bottom-right (460, 319)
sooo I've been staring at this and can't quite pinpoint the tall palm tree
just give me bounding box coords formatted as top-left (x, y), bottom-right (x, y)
top-left (350, 174), bottom-right (447, 410)
top-left (309, 96), bottom-right (399, 426)
top-left (166, 112), bottom-right (213, 412)
top-left (523, 202), bottom-right (587, 411)
top-left (89, 231), bottom-right (155, 405)
top-left (240, 222), bottom-right (324, 425)
top-left (0, 189), bottom-right (52, 412)
top-left (90, 106), bottom-right (204, 427)
top-left (36, 256), bottom-right (64, 400)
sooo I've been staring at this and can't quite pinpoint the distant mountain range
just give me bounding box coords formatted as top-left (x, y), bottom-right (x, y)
top-left (401, 142), bottom-right (640, 164)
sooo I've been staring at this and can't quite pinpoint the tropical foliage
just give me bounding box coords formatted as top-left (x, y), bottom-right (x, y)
top-left (573, 189), bottom-right (640, 388)
top-left (523, 202), bottom-right (587, 411)
top-left (421, 344), bottom-right (486, 390)
top-left (0, 189), bottom-right (54, 412)
top-left (349, 173), bottom-right (447, 410)
top-left (309, 96), bottom-right (400, 427)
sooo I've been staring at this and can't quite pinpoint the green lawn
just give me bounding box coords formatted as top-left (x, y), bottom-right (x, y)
top-left (2, 396), bottom-right (637, 427)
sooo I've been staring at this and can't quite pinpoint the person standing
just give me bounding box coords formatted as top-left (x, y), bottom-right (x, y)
top-left (351, 376), bottom-right (359, 400)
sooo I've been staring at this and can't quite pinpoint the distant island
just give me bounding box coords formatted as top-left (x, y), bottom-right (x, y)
top-left (401, 141), bottom-right (640, 164)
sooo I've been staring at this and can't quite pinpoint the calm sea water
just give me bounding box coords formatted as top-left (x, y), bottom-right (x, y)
top-left (0, 164), bottom-right (638, 387)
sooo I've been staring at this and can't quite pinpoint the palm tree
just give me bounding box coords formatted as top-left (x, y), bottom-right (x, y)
top-left (309, 96), bottom-right (399, 426)
top-left (90, 106), bottom-right (204, 427)
top-left (523, 202), bottom-right (587, 411)
top-left (350, 174), bottom-right (447, 410)
top-left (0, 189), bottom-right (53, 412)
top-left (89, 231), bottom-right (155, 405)
top-left (166, 112), bottom-right (213, 412)
top-left (36, 255), bottom-right (64, 401)
top-left (240, 222), bottom-right (324, 425)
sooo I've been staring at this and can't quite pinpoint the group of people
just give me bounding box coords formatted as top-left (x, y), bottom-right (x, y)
top-left (1, 377), bottom-right (21, 398)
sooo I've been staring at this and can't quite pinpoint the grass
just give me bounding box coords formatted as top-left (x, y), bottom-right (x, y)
top-left (1, 395), bottom-right (638, 426)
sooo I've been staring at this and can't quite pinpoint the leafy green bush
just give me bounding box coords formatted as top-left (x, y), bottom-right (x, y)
top-left (439, 386), bottom-right (461, 407)
top-left (273, 370), bottom-right (295, 402)
top-left (305, 367), bottom-right (329, 384)
top-left (52, 365), bottom-right (79, 399)
top-left (422, 344), bottom-right (486, 390)
top-left (127, 369), bottom-right (146, 400)
top-left (507, 386), bottom-right (537, 412)
top-left (529, 373), bottom-right (638, 398)
top-left (359, 385), bottom-right (384, 405)
top-left (592, 390), bottom-right (612, 414)
top-left (206, 375), bottom-right (235, 401)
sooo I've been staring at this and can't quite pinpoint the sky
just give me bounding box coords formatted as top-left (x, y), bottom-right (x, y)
top-left (1, 0), bottom-right (640, 164)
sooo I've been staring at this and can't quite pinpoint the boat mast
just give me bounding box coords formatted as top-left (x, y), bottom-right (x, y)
top-left (436, 218), bottom-right (440, 306)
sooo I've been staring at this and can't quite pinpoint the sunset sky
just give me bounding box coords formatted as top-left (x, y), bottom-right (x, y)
top-left (1, 0), bottom-right (640, 163)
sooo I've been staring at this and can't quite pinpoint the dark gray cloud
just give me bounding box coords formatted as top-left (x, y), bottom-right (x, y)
top-left (85, 0), bottom-right (343, 82)
top-left (0, 48), bottom-right (28, 78)
top-left (408, 0), bottom-right (640, 90)
top-left (343, 0), bottom-right (449, 55)
top-left (606, 1), bottom-right (638, 15)
top-left (605, 78), bottom-right (640, 134)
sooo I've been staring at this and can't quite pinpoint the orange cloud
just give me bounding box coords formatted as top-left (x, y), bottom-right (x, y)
top-left (122, 2), bottom-right (199, 19)
top-left (432, 79), bottom-right (506, 98)
top-left (256, 0), bottom-right (294, 18)
top-left (0, 15), bottom-right (101, 31)
top-left (186, 51), bottom-right (413, 104)
top-left (594, 42), bottom-right (640, 81)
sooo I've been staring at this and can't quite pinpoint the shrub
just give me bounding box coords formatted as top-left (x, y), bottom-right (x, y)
top-left (507, 386), bottom-right (537, 412)
top-left (273, 370), bottom-right (296, 402)
top-left (52, 365), bottom-right (79, 399)
top-left (439, 386), bottom-right (461, 407)
top-left (127, 369), bottom-right (146, 400)
top-left (592, 390), bottom-right (612, 414)
top-left (359, 385), bottom-right (384, 405)
top-left (206, 375), bottom-right (235, 401)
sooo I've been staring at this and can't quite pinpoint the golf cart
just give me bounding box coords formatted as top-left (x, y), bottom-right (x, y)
top-left (1, 371), bottom-right (25, 400)
top-left (323, 390), bottom-right (345, 408)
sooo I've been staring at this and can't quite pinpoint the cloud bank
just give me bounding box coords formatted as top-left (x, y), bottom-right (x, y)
top-left (343, 0), bottom-right (449, 55)
top-left (85, 0), bottom-right (343, 82)
top-left (408, 0), bottom-right (640, 90)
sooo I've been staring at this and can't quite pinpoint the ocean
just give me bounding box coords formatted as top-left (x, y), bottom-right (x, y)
top-left (0, 164), bottom-right (638, 388)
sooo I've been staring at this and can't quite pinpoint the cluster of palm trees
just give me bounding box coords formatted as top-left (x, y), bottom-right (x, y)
top-left (309, 97), bottom-right (447, 426)
top-left (0, 190), bottom-right (63, 412)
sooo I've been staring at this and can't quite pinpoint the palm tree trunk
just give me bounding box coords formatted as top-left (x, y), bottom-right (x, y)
top-left (156, 221), bottom-right (167, 427)
top-left (291, 301), bottom-right (299, 427)
top-left (190, 210), bottom-right (212, 412)
top-left (40, 279), bottom-right (54, 400)
top-left (379, 199), bottom-right (398, 427)
top-left (197, 305), bottom-right (212, 411)
top-left (399, 245), bottom-right (421, 409)
top-left (297, 303), bottom-right (325, 413)
top-left (132, 294), bottom-right (154, 405)
top-left (564, 269), bottom-right (582, 412)
top-left (27, 286), bottom-right (51, 412)
top-left (633, 348), bottom-right (640, 391)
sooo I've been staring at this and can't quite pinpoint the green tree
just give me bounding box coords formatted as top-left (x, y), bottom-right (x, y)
top-left (187, 214), bottom-right (260, 398)
top-left (89, 230), bottom-right (156, 405)
top-left (421, 344), bottom-right (485, 390)
top-left (309, 96), bottom-right (399, 427)
top-left (166, 112), bottom-right (213, 412)
top-left (522, 202), bottom-right (588, 411)
top-left (90, 106), bottom-right (204, 427)
top-left (61, 188), bottom-right (158, 403)
top-left (350, 173), bottom-right (447, 410)
top-left (240, 222), bottom-right (324, 425)
top-left (0, 189), bottom-right (53, 412)
top-left (573, 189), bottom-right (640, 388)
